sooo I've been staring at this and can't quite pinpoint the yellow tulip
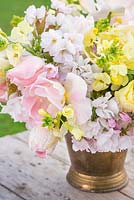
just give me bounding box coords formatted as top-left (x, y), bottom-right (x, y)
top-left (115, 81), bottom-right (134, 112)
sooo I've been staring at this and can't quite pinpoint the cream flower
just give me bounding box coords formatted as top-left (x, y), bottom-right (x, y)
top-left (92, 72), bottom-right (111, 91)
top-left (10, 21), bottom-right (34, 44)
top-left (6, 43), bottom-right (24, 66)
top-left (62, 105), bottom-right (74, 120)
top-left (110, 64), bottom-right (128, 86)
top-left (0, 51), bottom-right (10, 84)
top-left (71, 126), bottom-right (84, 140)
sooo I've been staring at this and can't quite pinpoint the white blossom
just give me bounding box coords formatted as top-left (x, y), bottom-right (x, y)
top-left (41, 29), bottom-right (63, 55)
top-left (92, 92), bottom-right (119, 119)
top-left (36, 6), bottom-right (46, 21)
top-left (82, 120), bottom-right (101, 139)
top-left (25, 5), bottom-right (46, 25)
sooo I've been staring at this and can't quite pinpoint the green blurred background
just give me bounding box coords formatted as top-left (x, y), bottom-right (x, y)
top-left (0, 0), bottom-right (50, 137)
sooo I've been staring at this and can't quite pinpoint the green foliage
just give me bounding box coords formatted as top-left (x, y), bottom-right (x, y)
top-left (42, 113), bottom-right (55, 129)
top-left (95, 18), bottom-right (110, 33)
top-left (0, 107), bottom-right (26, 137)
top-left (0, 37), bottom-right (7, 50)
top-left (96, 40), bottom-right (123, 71)
top-left (10, 15), bottom-right (24, 27)
top-left (127, 70), bottom-right (134, 81)
top-left (0, 0), bottom-right (50, 34)
top-left (91, 107), bottom-right (97, 121)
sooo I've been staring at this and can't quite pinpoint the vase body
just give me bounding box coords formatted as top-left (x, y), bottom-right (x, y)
top-left (65, 133), bottom-right (128, 193)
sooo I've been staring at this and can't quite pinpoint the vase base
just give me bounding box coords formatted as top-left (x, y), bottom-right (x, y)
top-left (66, 167), bottom-right (128, 193)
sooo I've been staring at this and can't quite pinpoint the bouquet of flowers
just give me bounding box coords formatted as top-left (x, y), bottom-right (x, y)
top-left (0, 0), bottom-right (134, 158)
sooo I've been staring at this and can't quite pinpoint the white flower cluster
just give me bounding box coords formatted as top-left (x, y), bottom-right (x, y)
top-left (40, 14), bottom-right (94, 64)
top-left (24, 2), bottom-right (95, 89)
top-left (25, 5), bottom-right (46, 25)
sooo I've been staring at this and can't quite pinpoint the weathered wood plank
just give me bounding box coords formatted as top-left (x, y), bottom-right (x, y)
top-left (0, 134), bottom-right (131, 200)
top-left (0, 185), bottom-right (24, 200)
top-left (120, 157), bottom-right (134, 199)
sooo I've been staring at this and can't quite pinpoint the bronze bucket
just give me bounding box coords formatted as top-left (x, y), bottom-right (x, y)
top-left (65, 133), bottom-right (128, 193)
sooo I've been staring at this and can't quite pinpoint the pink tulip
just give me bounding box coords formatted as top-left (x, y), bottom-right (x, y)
top-left (7, 56), bottom-right (59, 88)
top-left (7, 56), bottom-right (45, 87)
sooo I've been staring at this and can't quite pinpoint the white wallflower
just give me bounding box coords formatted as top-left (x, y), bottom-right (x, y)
top-left (41, 29), bottom-right (63, 55)
top-left (92, 92), bottom-right (119, 119)
top-left (53, 39), bottom-right (75, 63)
top-left (72, 57), bottom-right (93, 94)
top-left (56, 13), bottom-right (66, 26)
top-left (82, 120), bottom-right (101, 139)
top-left (96, 128), bottom-right (120, 152)
top-left (45, 13), bottom-right (56, 30)
top-left (1, 93), bottom-right (28, 122)
top-left (25, 5), bottom-right (46, 25)
top-left (24, 5), bottom-right (37, 25)
top-left (64, 32), bottom-right (83, 52)
top-left (51, 0), bottom-right (77, 14)
top-left (36, 6), bottom-right (46, 21)
top-left (59, 15), bottom-right (94, 34)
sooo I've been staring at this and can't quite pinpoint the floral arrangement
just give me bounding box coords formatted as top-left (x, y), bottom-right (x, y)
top-left (0, 0), bottom-right (134, 157)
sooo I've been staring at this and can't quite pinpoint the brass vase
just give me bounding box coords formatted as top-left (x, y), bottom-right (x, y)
top-left (65, 133), bottom-right (128, 193)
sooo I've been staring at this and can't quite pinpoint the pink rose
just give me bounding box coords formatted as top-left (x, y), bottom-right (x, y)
top-left (0, 81), bottom-right (7, 102)
top-left (7, 56), bottom-right (59, 88)
top-left (22, 73), bottom-right (65, 128)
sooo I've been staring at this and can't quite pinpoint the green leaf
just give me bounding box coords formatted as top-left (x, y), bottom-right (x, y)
top-left (10, 15), bottom-right (24, 27)
top-left (91, 107), bottom-right (97, 121)
top-left (128, 69), bottom-right (134, 75)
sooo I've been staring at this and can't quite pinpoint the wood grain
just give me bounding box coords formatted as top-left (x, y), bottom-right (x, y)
top-left (0, 185), bottom-right (24, 200)
top-left (0, 132), bottom-right (133, 200)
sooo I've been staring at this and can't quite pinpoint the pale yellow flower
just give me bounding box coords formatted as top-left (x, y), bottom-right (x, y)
top-left (53, 125), bottom-right (67, 139)
top-left (92, 72), bottom-right (111, 91)
top-left (115, 81), bottom-right (134, 112)
top-left (0, 51), bottom-right (10, 83)
top-left (71, 126), bottom-right (84, 140)
top-left (10, 20), bottom-right (34, 44)
top-left (6, 43), bottom-right (24, 66)
top-left (110, 64), bottom-right (128, 86)
top-left (62, 105), bottom-right (74, 120)
top-left (83, 28), bottom-right (98, 57)
top-left (38, 108), bottom-right (47, 116)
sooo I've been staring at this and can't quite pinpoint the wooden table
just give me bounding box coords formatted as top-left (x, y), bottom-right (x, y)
top-left (0, 131), bottom-right (134, 200)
